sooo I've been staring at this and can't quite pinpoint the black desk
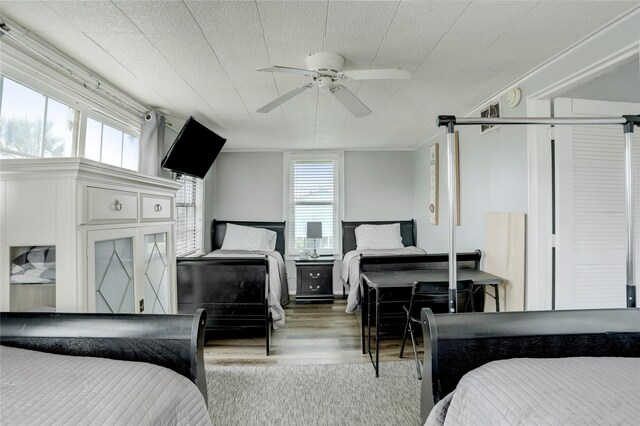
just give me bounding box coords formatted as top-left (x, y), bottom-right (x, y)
top-left (361, 268), bottom-right (504, 377)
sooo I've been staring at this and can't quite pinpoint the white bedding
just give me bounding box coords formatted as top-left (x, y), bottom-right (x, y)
top-left (0, 345), bottom-right (211, 426)
top-left (342, 246), bottom-right (426, 313)
top-left (204, 249), bottom-right (289, 329)
top-left (425, 357), bottom-right (640, 426)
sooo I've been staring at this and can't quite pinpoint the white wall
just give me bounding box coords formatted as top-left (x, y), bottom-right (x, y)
top-left (213, 152), bottom-right (284, 221)
top-left (344, 151), bottom-right (415, 221)
top-left (213, 150), bottom-right (415, 223)
top-left (414, 106), bottom-right (529, 254)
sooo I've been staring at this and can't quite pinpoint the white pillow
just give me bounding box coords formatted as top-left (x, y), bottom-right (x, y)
top-left (355, 223), bottom-right (404, 250)
top-left (221, 224), bottom-right (277, 251)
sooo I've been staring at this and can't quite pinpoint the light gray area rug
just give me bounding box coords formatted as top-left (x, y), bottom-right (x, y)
top-left (206, 361), bottom-right (420, 426)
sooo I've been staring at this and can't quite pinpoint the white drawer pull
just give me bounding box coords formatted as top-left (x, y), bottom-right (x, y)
top-left (309, 273), bottom-right (320, 279)
top-left (113, 199), bottom-right (123, 212)
top-left (154, 204), bottom-right (163, 212)
top-left (309, 285), bottom-right (320, 291)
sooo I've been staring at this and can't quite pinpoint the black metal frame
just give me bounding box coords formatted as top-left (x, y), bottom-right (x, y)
top-left (419, 307), bottom-right (640, 423)
top-left (360, 251), bottom-right (487, 377)
top-left (0, 309), bottom-right (208, 402)
top-left (399, 280), bottom-right (474, 380)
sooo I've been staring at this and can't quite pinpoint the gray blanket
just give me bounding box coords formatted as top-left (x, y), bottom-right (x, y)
top-left (0, 346), bottom-right (211, 426)
top-left (426, 357), bottom-right (640, 426)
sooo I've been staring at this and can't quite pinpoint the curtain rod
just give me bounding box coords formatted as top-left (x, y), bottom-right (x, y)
top-left (0, 16), bottom-right (148, 117)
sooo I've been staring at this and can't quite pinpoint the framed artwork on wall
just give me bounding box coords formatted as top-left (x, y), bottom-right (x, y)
top-left (429, 143), bottom-right (438, 225)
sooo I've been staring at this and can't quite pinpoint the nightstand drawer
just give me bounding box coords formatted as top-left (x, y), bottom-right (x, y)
top-left (295, 262), bottom-right (334, 303)
top-left (299, 266), bottom-right (331, 286)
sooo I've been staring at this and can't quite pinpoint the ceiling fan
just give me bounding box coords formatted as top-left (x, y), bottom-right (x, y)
top-left (256, 52), bottom-right (411, 118)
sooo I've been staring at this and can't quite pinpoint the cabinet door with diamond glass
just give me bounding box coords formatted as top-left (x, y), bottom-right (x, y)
top-left (87, 229), bottom-right (138, 313)
top-left (142, 231), bottom-right (170, 314)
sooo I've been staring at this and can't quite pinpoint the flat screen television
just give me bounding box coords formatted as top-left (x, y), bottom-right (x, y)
top-left (161, 116), bottom-right (226, 179)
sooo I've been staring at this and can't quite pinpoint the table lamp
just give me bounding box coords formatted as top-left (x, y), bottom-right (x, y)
top-left (306, 222), bottom-right (323, 259)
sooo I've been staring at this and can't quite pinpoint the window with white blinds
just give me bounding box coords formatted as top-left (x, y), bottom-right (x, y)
top-left (175, 175), bottom-right (203, 257)
top-left (287, 156), bottom-right (341, 255)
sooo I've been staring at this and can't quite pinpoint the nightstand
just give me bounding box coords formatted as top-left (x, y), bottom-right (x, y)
top-left (295, 257), bottom-right (335, 304)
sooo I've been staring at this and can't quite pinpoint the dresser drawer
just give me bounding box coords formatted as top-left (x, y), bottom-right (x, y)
top-left (141, 194), bottom-right (173, 222)
top-left (296, 263), bottom-right (334, 303)
top-left (87, 187), bottom-right (138, 223)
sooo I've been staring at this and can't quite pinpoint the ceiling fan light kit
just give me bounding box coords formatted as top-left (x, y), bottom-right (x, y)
top-left (256, 52), bottom-right (410, 118)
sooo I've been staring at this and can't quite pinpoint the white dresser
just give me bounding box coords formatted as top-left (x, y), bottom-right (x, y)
top-left (0, 158), bottom-right (182, 313)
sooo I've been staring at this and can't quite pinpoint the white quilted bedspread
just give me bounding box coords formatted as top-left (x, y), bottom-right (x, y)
top-left (0, 346), bottom-right (211, 426)
top-left (426, 357), bottom-right (640, 426)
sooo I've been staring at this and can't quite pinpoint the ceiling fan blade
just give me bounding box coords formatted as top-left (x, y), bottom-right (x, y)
top-left (331, 85), bottom-right (371, 118)
top-left (257, 66), bottom-right (316, 77)
top-left (340, 68), bottom-right (411, 80)
top-left (256, 84), bottom-right (312, 113)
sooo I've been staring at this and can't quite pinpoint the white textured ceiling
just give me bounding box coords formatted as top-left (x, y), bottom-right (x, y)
top-left (1, 0), bottom-right (638, 150)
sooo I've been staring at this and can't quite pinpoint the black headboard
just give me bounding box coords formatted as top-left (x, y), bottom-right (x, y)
top-left (0, 309), bottom-right (208, 403)
top-left (341, 220), bottom-right (416, 255)
top-left (211, 220), bottom-right (286, 256)
top-left (419, 307), bottom-right (640, 423)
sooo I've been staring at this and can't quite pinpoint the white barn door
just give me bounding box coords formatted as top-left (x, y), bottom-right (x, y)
top-left (554, 98), bottom-right (640, 309)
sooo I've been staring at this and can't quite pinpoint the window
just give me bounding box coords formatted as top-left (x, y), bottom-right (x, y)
top-left (175, 174), bottom-right (203, 257)
top-left (84, 117), bottom-right (140, 170)
top-left (480, 101), bottom-right (500, 133)
top-left (286, 154), bottom-right (342, 255)
top-left (0, 76), bottom-right (76, 159)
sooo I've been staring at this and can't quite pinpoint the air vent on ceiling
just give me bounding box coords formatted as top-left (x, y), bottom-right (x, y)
top-left (480, 101), bottom-right (500, 134)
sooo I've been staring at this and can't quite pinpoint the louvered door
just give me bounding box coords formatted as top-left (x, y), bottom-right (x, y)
top-left (554, 98), bottom-right (640, 309)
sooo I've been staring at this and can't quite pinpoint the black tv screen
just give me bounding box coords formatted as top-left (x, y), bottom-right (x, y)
top-left (161, 117), bottom-right (226, 179)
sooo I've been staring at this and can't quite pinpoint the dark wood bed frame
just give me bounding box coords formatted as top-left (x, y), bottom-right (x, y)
top-left (0, 309), bottom-right (208, 403)
top-left (419, 307), bottom-right (640, 423)
top-left (341, 220), bottom-right (416, 255)
top-left (341, 220), bottom-right (419, 350)
top-left (176, 220), bottom-right (286, 356)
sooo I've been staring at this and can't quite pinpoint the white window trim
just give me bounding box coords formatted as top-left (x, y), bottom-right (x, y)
top-left (283, 151), bottom-right (345, 258)
top-left (175, 175), bottom-right (204, 258)
top-left (1, 29), bottom-right (143, 159)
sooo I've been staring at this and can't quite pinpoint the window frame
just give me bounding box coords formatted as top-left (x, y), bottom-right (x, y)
top-left (0, 74), bottom-right (79, 159)
top-left (84, 112), bottom-right (141, 171)
top-left (0, 42), bottom-right (141, 163)
top-left (283, 151), bottom-right (344, 257)
top-left (174, 174), bottom-right (204, 257)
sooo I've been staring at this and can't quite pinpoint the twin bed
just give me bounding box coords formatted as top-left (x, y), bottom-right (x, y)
top-left (176, 220), bottom-right (289, 355)
top-left (0, 310), bottom-right (211, 425)
top-left (420, 308), bottom-right (640, 425)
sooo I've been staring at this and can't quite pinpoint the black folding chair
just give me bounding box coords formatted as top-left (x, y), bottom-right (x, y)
top-left (399, 280), bottom-right (474, 379)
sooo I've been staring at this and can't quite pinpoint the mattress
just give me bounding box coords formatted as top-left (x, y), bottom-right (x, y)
top-left (341, 247), bottom-right (427, 313)
top-left (0, 346), bottom-right (211, 426)
top-left (204, 249), bottom-right (289, 328)
top-left (425, 357), bottom-right (640, 426)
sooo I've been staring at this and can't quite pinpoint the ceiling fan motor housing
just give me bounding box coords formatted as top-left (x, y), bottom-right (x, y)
top-left (306, 52), bottom-right (345, 76)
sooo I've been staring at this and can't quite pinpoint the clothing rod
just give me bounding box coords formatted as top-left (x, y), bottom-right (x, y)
top-left (437, 114), bottom-right (639, 311)
top-left (446, 128), bottom-right (458, 313)
top-left (625, 129), bottom-right (636, 308)
top-left (438, 115), bottom-right (629, 127)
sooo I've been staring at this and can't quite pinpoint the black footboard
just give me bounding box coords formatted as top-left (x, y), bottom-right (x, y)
top-left (176, 256), bottom-right (271, 354)
top-left (0, 309), bottom-right (208, 402)
top-left (420, 307), bottom-right (640, 423)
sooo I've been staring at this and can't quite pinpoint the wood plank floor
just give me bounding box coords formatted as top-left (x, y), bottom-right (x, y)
top-left (204, 298), bottom-right (423, 366)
